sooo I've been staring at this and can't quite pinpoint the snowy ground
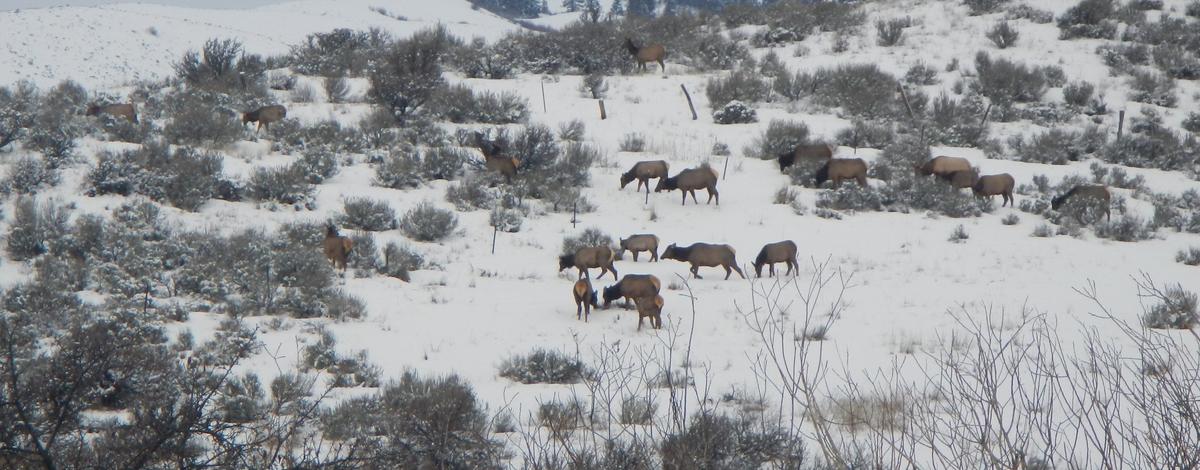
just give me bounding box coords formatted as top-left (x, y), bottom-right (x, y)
top-left (3, 0), bottom-right (1200, 455)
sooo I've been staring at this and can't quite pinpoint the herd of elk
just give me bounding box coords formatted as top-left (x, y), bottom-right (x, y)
top-left (243, 104), bottom-right (287, 132)
top-left (624, 38), bottom-right (667, 74)
top-left (86, 102), bottom-right (138, 123)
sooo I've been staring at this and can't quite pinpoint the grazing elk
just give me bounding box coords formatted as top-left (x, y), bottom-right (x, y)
top-left (633, 295), bottom-right (664, 331)
top-left (972, 173), bottom-right (1015, 207)
top-left (243, 105), bottom-right (287, 132)
top-left (942, 169), bottom-right (979, 190)
top-left (624, 37), bottom-right (667, 74)
top-left (602, 274), bottom-right (662, 308)
top-left (322, 225), bottom-right (354, 273)
top-left (778, 143), bottom-right (833, 173)
top-left (619, 234), bottom-right (660, 262)
top-left (559, 246), bottom-right (619, 280)
top-left (753, 240), bottom-right (799, 278)
top-left (655, 165), bottom-right (719, 206)
top-left (814, 158), bottom-right (868, 188)
top-left (661, 243), bottom-right (745, 280)
top-left (620, 160), bottom-right (669, 193)
top-left (85, 103), bottom-right (138, 123)
top-left (1052, 185), bottom-right (1111, 222)
top-left (573, 278), bottom-right (599, 322)
top-left (915, 156), bottom-right (971, 178)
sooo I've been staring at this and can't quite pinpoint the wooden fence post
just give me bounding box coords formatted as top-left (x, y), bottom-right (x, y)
top-left (681, 84), bottom-right (698, 120)
top-left (1117, 110), bottom-right (1125, 140)
top-left (540, 80), bottom-right (547, 113)
top-left (599, 100), bottom-right (607, 120)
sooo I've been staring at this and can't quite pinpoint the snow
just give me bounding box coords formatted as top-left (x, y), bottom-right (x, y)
top-left (2, 0), bottom-right (1200, 461)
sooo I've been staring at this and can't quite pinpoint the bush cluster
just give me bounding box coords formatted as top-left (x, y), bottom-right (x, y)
top-left (705, 69), bottom-right (771, 109)
top-left (88, 142), bottom-right (225, 211)
top-left (432, 84), bottom-right (528, 124)
top-left (400, 201), bottom-right (459, 242)
top-left (2, 156), bottom-right (61, 195)
top-left (744, 120), bottom-right (811, 160)
top-left (1058, 0), bottom-right (1118, 39)
top-left (289, 28), bottom-right (389, 77)
top-left (498, 349), bottom-right (591, 384)
top-left (339, 198), bottom-right (397, 231)
top-left (713, 101), bottom-right (758, 124)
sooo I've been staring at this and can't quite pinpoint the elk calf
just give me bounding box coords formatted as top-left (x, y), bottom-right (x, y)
top-left (972, 173), bottom-right (1015, 207)
top-left (633, 295), bottom-right (664, 331)
top-left (573, 278), bottom-right (599, 322)
top-left (619, 234), bottom-right (659, 262)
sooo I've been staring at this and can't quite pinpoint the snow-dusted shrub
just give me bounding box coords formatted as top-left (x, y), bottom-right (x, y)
top-left (445, 175), bottom-right (497, 211)
top-left (712, 101), bottom-right (758, 124)
top-left (836, 120), bottom-right (896, 149)
top-left (381, 241), bottom-right (423, 281)
top-left (1129, 0), bottom-right (1163, 9)
top-left (324, 76), bottom-right (350, 103)
top-left (433, 84), bottom-right (528, 124)
top-left (499, 349), bottom-right (590, 384)
top-left (277, 119), bottom-right (367, 154)
top-left (248, 165), bottom-right (314, 206)
top-left (1009, 128), bottom-right (1094, 164)
top-left (489, 207), bottom-right (523, 233)
top-left (368, 27), bottom-right (452, 122)
top-left (1142, 284), bottom-right (1198, 329)
top-left (1101, 117), bottom-right (1197, 171)
top-left (0, 81), bottom-right (38, 151)
top-left (619, 396), bottom-right (657, 426)
top-left (880, 174), bottom-right (991, 217)
top-left (558, 119), bottom-right (586, 141)
top-left (374, 150), bottom-right (423, 189)
top-left (2, 156), bottom-right (60, 195)
top-left (345, 232), bottom-right (382, 274)
top-left (774, 186), bottom-right (799, 205)
top-left (1151, 44), bottom-right (1200, 80)
top-left (815, 185), bottom-right (883, 212)
top-left (561, 227), bottom-right (615, 256)
top-left (811, 64), bottom-right (905, 120)
top-left (454, 37), bottom-right (516, 79)
top-left (869, 136), bottom-right (930, 182)
top-left (1183, 112), bottom-right (1200, 134)
top-left (619, 132), bottom-right (647, 152)
top-left (1057, 0), bottom-right (1118, 39)
top-left (579, 73), bottom-right (607, 99)
top-left (1006, 4), bottom-right (1054, 23)
top-left (758, 50), bottom-right (787, 78)
top-left (176, 38), bottom-right (268, 96)
top-left (875, 18), bottom-right (909, 46)
top-left (972, 52), bottom-right (1046, 108)
top-left (290, 28), bottom-right (387, 77)
top-left (294, 148), bottom-right (340, 184)
top-left (967, 0), bottom-right (1010, 15)
top-left (772, 69), bottom-right (820, 101)
top-left (1002, 213), bottom-right (1020, 225)
top-left (1062, 81), bottom-right (1095, 108)
top-left (87, 143), bottom-right (223, 212)
top-left (400, 201), bottom-right (458, 242)
top-left (339, 198), bottom-right (397, 232)
top-left (948, 225), bottom-right (970, 243)
top-left (904, 63), bottom-right (939, 85)
top-left (6, 198), bottom-right (69, 261)
top-left (744, 119), bottom-right (810, 160)
top-left (1177, 246), bottom-right (1200, 265)
top-left (26, 84), bottom-right (84, 168)
top-left (322, 371), bottom-right (503, 467)
top-left (1188, 0), bottom-right (1200, 17)
top-left (926, 93), bottom-right (989, 147)
top-left (705, 69), bottom-right (770, 109)
top-left (1094, 215), bottom-right (1155, 241)
top-left (163, 89), bottom-right (243, 147)
top-left (987, 21), bottom-right (1019, 48)
top-left (1031, 223), bottom-right (1056, 237)
top-left (661, 412), bottom-right (802, 470)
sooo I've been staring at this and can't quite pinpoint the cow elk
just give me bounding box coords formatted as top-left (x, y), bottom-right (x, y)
top-left (559, 246), bottom-right (618, 280)
top-left (633, 295), bottom-right (664, 331)
top-left (573, 278), bottom-right (599, 322)
top-left (655, 165), bottom-right (719, 206)
top-left (624, 38), bottom-right (667, 74)
top-left (322, 225), bottom-right (354, 273)
top-left (620, 160), bottom-right (669, 193)
top-left (814, 158), bottom-right (868, 188)
top-left (778, 143), bottom-right (833, 173)
top-left (619, 234), bottom-right (660, 262)
top-left (753, 240), bottom-right (799, 278)
top-left (972, 173), bottom-right (1015, 207)
top-left (243, 105), bottom-right (287, 132)
top-left (1052, 185), bottom-right (1111, 222)
top-left (602, 274), bottom-right (662, 308)
top-left (661, 243), bottom-right (745, 280)
top-left (915, 156), bottom-right (971, 178)
top-left (86, 103), bottom-right (138, 123)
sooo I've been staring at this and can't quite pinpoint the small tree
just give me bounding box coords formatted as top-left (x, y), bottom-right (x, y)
top-left (369, 27), bottom-right (453, 123)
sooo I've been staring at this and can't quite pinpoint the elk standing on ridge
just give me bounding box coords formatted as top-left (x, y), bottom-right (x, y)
top-left (655, 165), bottom-right (719, 206)
top-left (624, 38), bottom-right (667, 74)
top-left (243, 104), bottom-right (287, 132)
top-left (661, 243), bottom-right (745, 280)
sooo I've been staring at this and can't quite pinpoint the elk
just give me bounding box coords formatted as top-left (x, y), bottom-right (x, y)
top-left (602, 274), bottom-right (662, 308)
top-left (619, 234), bottom-right (660, 262)
top-left (322, 225), bottom-right (354, 273)
top-left (85, 103), bottom-right (138, 123)
top-left (624, 37), bottom-right (667, 74)
top-left (1052, 185), bottom-right (1111, 222)
top-left (620, 160), bottom-right (669, 193)
top-left (778, 143), bottom-right (833, 173)
top-left (633, 295), bottom-right (664, 331)
top-left (915, 156), bottom-right (971, 178)
top-left (942, 169), bottom-right (979, 190)
top-left (474, 131), bottom-right (520, 183)
top-left (655, 165), bottom-right (719, 206)
top-left (558, 246), bottom-right (618, 280)
top-left (753, 240), bottom-right (799, 278)
top-left (661, 243), bottom-right (745, 280)
top-left (243, 105), bottom-right (287, 132)
top-left (813, 158), bottom-right (868, 188)
top-left (972, 173), bottom-right (1015, 207)
top-left (573, 278), bottom-right (599, 322)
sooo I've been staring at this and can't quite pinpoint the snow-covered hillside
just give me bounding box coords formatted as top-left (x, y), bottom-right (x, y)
top-left (2, 0), bottom-right (1199, 466)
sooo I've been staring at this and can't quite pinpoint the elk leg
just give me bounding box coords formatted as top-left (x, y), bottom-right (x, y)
top-left (658, 59), bottom-right (665, 74)
top-left (680, 191), bottom-right (686, 206)
top-left (710, 187), bottom-right (719, 205)
top-left (637, 315), bottom-right (643, 331)
top-left (732, 264), bottom-right (746, 279)
top-left (690, 190), bottom-right (699, 204)
top-left (724, 265), bottom-right (732, 280)
top-left (610, 266), bottom-right (619, 281)
top-left (577, 302), bottom-right (582, 320)
top-left (585, 303), bottom-right (590, 322)
top-left (691, 265), bottom-right (702, 279)
top-left (770, 263), bottom-right (776, 277)
top-left (857, 175), bottom-right (867, 187)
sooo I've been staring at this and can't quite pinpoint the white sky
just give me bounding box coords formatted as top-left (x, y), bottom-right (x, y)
top-left (1, 0), bottom-right (286, 9)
